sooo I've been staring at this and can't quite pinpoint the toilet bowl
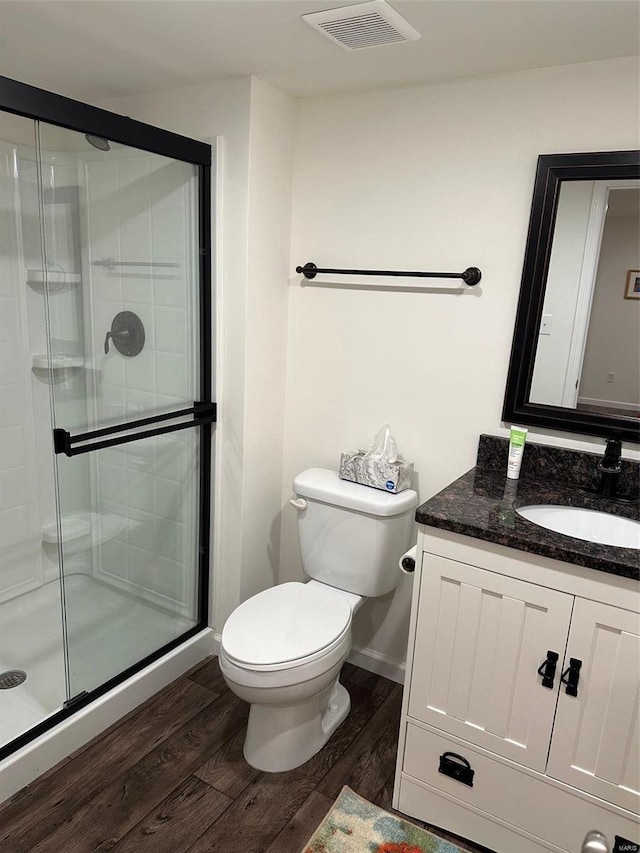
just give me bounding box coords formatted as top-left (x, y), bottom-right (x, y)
top-left (219, 467), bottom-right (417, 773)
top-left (219, 580), bottom-right (360, 772)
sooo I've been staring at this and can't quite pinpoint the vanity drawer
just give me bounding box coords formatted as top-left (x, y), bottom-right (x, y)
top-left (400, 721), bottom-right (639, 853)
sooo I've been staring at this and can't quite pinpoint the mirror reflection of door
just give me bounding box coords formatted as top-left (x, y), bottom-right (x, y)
top-left (530, 179), bottom-right (640, 417)
top-left (579, 187), bottom-right (640, 416)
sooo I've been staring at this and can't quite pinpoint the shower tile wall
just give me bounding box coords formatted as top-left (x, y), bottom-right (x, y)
top-left (0, 142), bottom-right (63, 603)
top-left (83, 153), bottom-right (198, 616)
top-left (0, 146), bottom-right (42, 602)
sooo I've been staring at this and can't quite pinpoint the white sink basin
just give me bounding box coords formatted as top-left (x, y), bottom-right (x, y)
top-left (516, 505), bottom-right (640, 549)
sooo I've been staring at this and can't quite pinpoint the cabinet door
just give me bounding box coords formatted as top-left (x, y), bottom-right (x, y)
top-left (547, 598), bottom-right (640, 814)
top-left (408, 554), bottom-right (573, 771)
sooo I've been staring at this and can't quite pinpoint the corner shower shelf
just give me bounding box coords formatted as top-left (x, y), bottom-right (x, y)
top-left (31, 354), bottom-right (85, 371)
top-left (26, 269), bottom-right (81, 288)
top-left (41, 514), bottom-right (91, 545)
top-left (41, 511), bottom-right (127, 546)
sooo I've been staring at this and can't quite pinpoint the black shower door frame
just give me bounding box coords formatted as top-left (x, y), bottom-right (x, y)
top-left (0, 75), bottom-right (213, 759)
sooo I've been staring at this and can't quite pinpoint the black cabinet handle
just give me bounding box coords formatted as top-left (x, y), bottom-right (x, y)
top-left (537, 650), bottom-right (559, 689)
top-left (438, 752), bottom-right (474, 787)
top-left (560, 658), bottom-right (582, 697)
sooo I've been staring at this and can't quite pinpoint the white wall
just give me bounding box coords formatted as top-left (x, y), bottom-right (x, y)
top-left (101, 59), bottom-right (639, 675)
top-left (241, 79), bottom-right (295, 601)
top-left (282, 56), bottom-right (640, 672)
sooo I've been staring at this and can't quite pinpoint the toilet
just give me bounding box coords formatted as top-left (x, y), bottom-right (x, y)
top-left (219, 467), bottom-right (417, 772)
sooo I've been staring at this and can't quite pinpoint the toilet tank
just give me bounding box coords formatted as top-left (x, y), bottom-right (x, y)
top-left (293, 468), bottom-right (418, 597)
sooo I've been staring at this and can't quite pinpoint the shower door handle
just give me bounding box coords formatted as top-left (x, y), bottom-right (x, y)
top-left (53, 402), bottom-right (217, 456)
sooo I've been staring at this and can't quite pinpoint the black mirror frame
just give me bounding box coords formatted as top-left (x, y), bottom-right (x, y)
top-left (503, 149), bottom-right (640, 444)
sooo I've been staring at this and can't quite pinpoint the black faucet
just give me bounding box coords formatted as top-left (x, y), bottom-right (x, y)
top-left (597, 439), bottom-right (622, 498)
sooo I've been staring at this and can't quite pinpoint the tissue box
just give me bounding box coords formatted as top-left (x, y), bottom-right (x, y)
top-left (339, 451), bottom-right (414, 493)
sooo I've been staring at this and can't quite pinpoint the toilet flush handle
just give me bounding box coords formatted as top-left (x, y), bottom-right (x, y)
top-left (289, 498), bottom-right (308, 511)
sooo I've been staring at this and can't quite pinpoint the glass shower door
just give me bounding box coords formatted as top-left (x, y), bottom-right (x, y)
top-left (0, 110), bottom-right (68, 752)
top-left (37, 121), bottom-right (213, 702)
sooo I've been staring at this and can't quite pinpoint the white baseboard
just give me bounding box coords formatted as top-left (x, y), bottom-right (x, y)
top-left (578, 395), bottom-right (640, 413)
top-left (1, 628), bottom-right (215, 805)
top-left (348, 645), bottom-right (405, 684)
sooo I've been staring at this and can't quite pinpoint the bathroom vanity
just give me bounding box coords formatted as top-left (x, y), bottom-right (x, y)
top-left (393, 437), bottom-right (640, 853)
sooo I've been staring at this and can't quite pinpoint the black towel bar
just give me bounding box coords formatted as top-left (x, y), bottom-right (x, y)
top-left (295, 262), bottom-right (482, 286)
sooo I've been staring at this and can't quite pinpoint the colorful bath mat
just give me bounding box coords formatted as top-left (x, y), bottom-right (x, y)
top-left (301, 786), bottom-right (467, 852)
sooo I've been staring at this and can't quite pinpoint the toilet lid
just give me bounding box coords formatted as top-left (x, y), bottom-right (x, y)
top-left (221, 582), bottom-right (352, 668)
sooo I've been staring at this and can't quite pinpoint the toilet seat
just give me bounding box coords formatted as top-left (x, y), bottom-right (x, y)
top-left (221, 582), bottom-right (352, 672)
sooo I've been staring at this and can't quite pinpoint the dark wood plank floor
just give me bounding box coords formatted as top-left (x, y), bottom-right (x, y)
top-left (0, 658), bottom-right (493, 853)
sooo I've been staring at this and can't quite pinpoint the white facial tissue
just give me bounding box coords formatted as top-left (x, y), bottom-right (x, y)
top-left (339, 425), bottom-right (414, 493)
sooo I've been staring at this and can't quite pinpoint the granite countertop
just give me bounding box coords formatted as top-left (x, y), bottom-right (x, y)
top-left (415, 436), bottom-right (640, 581)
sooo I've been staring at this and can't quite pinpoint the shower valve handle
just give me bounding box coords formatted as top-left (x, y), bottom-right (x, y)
top-left (103, 312), bottom-right (143, 357)
top-left (104, 328), bottom-right (130, 354)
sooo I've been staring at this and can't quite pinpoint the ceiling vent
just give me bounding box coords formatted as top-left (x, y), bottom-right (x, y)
top-left (302, 0), bottom-right (421, 51)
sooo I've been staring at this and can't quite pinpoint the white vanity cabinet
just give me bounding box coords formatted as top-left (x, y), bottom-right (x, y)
top-left (546, 598), bottom-right (640, 815)
top-left (394, 527), bottom-right (640, 853)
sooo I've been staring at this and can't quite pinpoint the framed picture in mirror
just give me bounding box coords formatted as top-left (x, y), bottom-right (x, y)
top-left (624, 269), bottom-right (640, 300)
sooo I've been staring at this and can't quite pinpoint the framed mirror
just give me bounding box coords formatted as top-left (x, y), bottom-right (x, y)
top-left (503, 150), bottom-right (640, 443)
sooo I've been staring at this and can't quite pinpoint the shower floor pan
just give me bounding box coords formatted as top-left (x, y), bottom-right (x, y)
top-left (0, 574), bottom-right (192, 748)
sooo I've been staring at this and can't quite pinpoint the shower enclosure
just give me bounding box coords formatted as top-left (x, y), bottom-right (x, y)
top-left (0, 78), bottom-right (213, 763)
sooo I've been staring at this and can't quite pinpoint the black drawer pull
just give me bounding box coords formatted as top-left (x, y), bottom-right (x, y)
top-left (560, 658), bottom-right (582, 697)
top-left (537, 650), bottom-right (559, 689)
top-left (438, 752), bottom-right (474, 787)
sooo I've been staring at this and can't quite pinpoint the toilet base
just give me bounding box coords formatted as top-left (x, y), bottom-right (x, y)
top-left (243, 679), bottom-right (351, 773)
